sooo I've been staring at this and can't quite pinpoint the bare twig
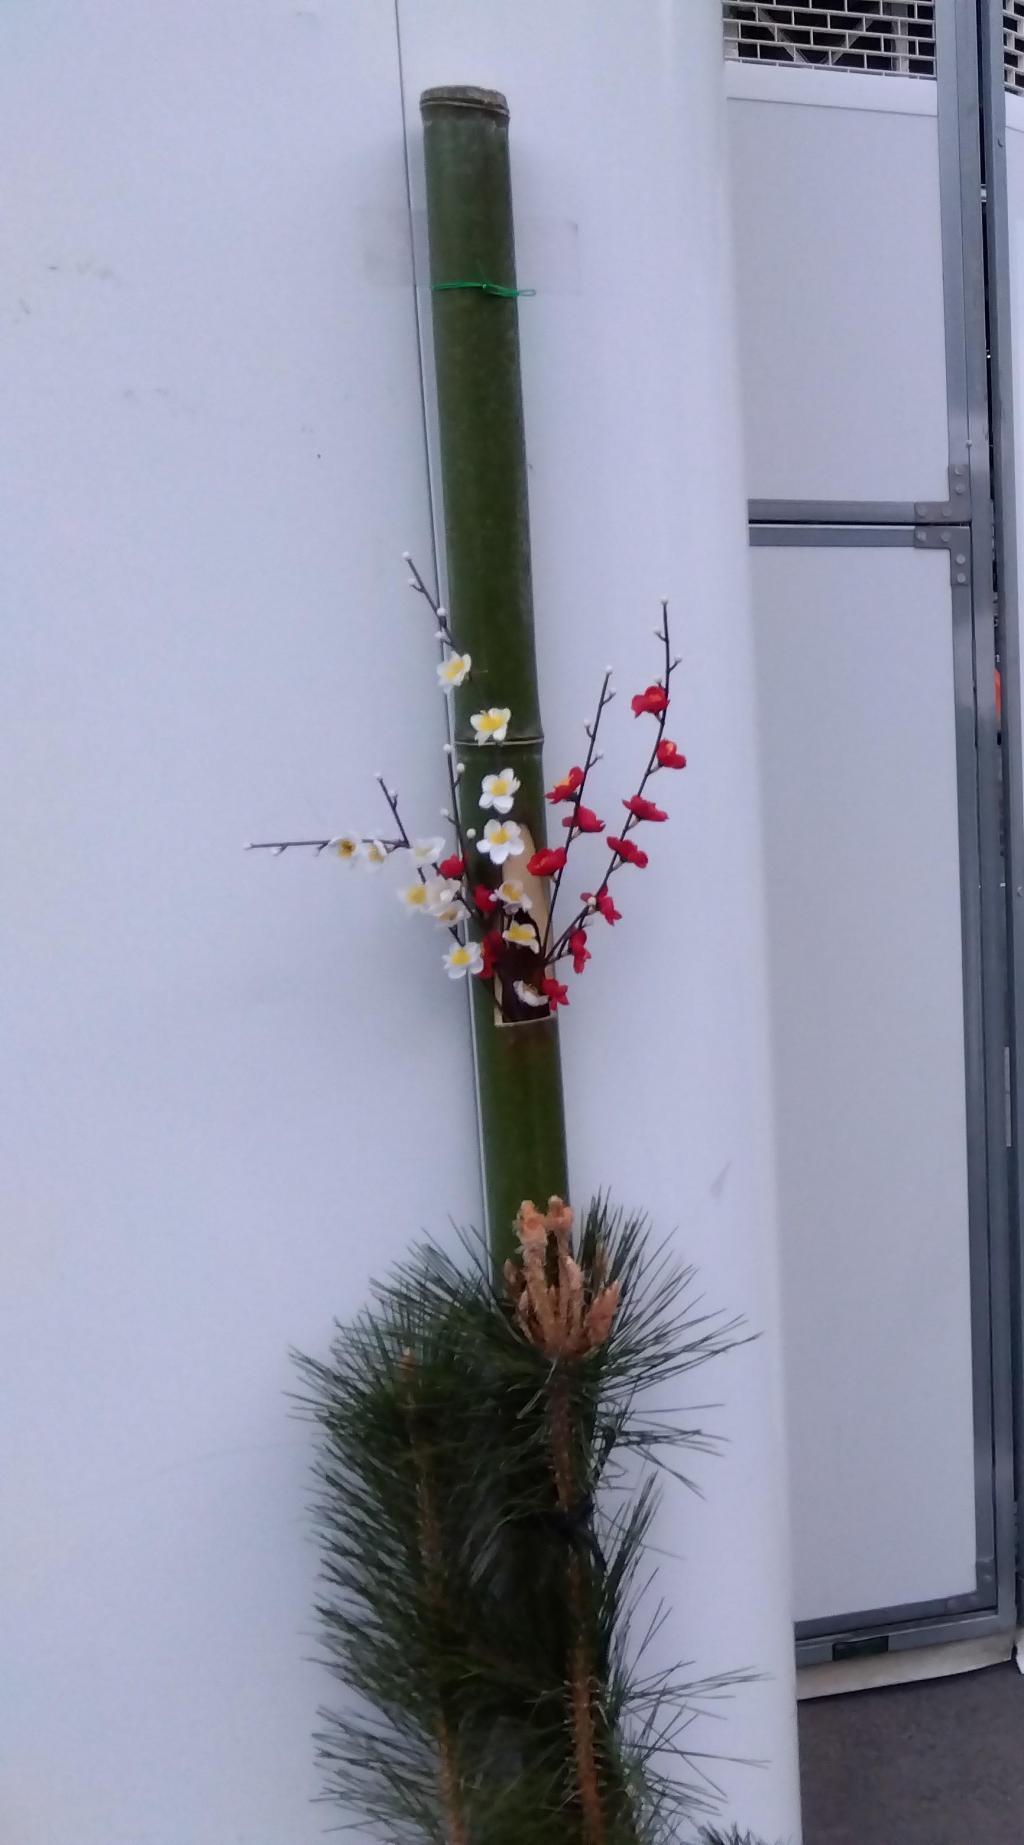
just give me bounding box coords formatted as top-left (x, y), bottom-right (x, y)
top-left (246, 836), bottom-right (403, 856)
top-left (247, 838), bottom-right (333, 855)
top-left (540, 669), bottom-right (614, 960)
top-left (404, 552), bottom-right (464, 655)
top-left (378, 775), bottom-right (462, 944)
top-left (441, 747), bottom-right (472, 873)
top-left (376, 775), bottom-right (417, 855)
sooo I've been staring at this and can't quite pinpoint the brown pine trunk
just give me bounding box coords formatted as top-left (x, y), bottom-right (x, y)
top-left (406, 1392), bottom-right (468, 1845)
top-left (550, 1377), bottom-right (604, 1845)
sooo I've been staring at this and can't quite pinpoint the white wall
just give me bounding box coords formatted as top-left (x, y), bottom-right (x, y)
top-left (1, 2), bottom-right (800, 1840)
top-left (0, 7), bottom-right (481, 1841)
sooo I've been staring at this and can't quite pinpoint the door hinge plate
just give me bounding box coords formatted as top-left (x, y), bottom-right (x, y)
top-left (915, 463), bottom-right (972, 523)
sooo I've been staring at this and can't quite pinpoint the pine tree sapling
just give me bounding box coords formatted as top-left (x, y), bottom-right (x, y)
top-left (296, 1196), bottom-right (747, 1843)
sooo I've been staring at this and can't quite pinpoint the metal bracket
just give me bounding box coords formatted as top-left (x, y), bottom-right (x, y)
top-left (914, 461), bottom-right (972, 523)
top-left (913, 522), bottom-right (972, 586)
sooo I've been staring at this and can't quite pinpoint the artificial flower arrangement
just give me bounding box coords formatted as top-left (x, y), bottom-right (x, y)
top-left (248, 554), bottom-right (686, 1020)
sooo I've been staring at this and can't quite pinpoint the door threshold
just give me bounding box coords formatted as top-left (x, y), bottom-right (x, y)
top-left (797, 1631), bottom-right (1014, 1700)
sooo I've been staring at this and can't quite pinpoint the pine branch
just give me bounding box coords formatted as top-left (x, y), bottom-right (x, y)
top-left (294, 1195), bottom-right (753, 1844)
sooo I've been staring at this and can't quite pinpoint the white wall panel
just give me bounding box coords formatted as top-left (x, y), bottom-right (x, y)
top-left (0, 5), bottom-right (482, 1842)
top-left (727, 67), bottom-right (950, 505)
top-left (752, 542), bottom-right (978, 1624)
top-left (397, 5), bottom-right (801, 1838)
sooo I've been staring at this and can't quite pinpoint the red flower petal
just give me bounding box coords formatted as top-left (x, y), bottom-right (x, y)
top-left (477, 928), bottom-right (505, 979)
top-left (569, 928), bottom-right (591, 976)
top-left (527, 846), bottom-right (568, 878)
top-left (439, 853), bottom-right (467, 880)
top-left (631, 684), bottom-right (669, 718)
top-left (622, 795), bottom-right (667, 823)
top-left (607, 836), bottom-right (649, 869)
top-left (546, 766), bottom-right (586, 803)
top-left (539, 975), bottom-right (570, 1010)
top-left (474, 884), bottom-right (499, 915)
top-left (562, 805), bottom-right (605, 834)
top-left (582, 889), bottom-right (622, 926)
top-left (655, 739), bottom-right (687, 770)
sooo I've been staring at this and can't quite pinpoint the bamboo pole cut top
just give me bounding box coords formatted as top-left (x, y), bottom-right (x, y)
top-left (420, 86), bottom-right (509, 119)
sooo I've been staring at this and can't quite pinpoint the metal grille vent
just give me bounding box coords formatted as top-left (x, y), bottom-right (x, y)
top-left (724, 3), bottom-right (936, 78)
top-left (1007, 5), bottom-right (1024, 93)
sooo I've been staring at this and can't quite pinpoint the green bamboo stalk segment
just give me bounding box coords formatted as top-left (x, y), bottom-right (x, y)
top-left (420, 85), bottom-right (568, 1263)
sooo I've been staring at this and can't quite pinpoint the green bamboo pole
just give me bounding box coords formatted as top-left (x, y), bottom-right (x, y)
top-left (420, 85), bottom-right (569, 1265)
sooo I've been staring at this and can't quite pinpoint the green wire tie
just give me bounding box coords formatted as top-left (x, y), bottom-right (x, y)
top-left (431, 280), bottom-right (536, 298)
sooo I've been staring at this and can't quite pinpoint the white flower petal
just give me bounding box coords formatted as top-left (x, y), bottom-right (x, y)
top-left (437, 652), bottom-right (472, 689)
top-left (503, 920), bottom-right (539, 948)
top-left (444, 941), bottom-right (483, 980)
top-left (479, 768), bottom-right (521, 815)
top-left (477, 819), bottom-right (525, 866)
top-left (361, 839), bottom-right (388, 871)
top-left (424, 879), bottom-right (461, 916)
top-left (329, 833), bottom-right (362, 863)
top-left (513, 980), bottom-right (547, 1008)
top-left (496, 880), bottom-right (533, 912)
top-left (470, 707), bottom-right (512, 745)
top-left (411, 836), bottom-right (446, 866)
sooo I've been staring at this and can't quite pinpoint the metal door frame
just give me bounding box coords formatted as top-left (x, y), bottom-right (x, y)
top-left (742, 0), bottom-right (1017, 1666)
top-left (979, 0), bottom-right (1024, 1627)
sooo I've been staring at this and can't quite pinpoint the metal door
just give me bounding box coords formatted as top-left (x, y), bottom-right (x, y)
top-left (725, 0), bottom-right (1017, 1664)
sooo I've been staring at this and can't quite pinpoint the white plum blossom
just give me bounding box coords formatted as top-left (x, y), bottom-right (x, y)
top-left (410, 836), bottom-right (446, 867)
top-left (478, 819), bottom-right (525, 866)
top-left (513, 980), bottom-right (546, 1008)
top-left (470, 707), bottom-right (512, 745)
top-left (503, 920), bottom-right (539, 949)
top-left (361, 839), bottom-right (388, 871)
top-left (399, 882), bottom-right (430, 914)
top-left (433, 900), bottom-right (467, 928)
top-left (445, 940), bottom-right (483, 980)
top-left (437, 652), bottom-right (472, 689)
top-left (479, 768), bottom-right (520, 815)
top-left (496, 879), bottom-right (532, 911)
top-left (425, 880), bottom-right (463, 918)
top-left (330, 833), bottom-right (362, 864)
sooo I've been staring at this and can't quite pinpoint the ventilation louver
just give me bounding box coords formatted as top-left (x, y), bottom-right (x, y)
top-left (724, 2), bottom-right (936, 78)
top-left (1007, 6), bottom-right (1024, 94)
